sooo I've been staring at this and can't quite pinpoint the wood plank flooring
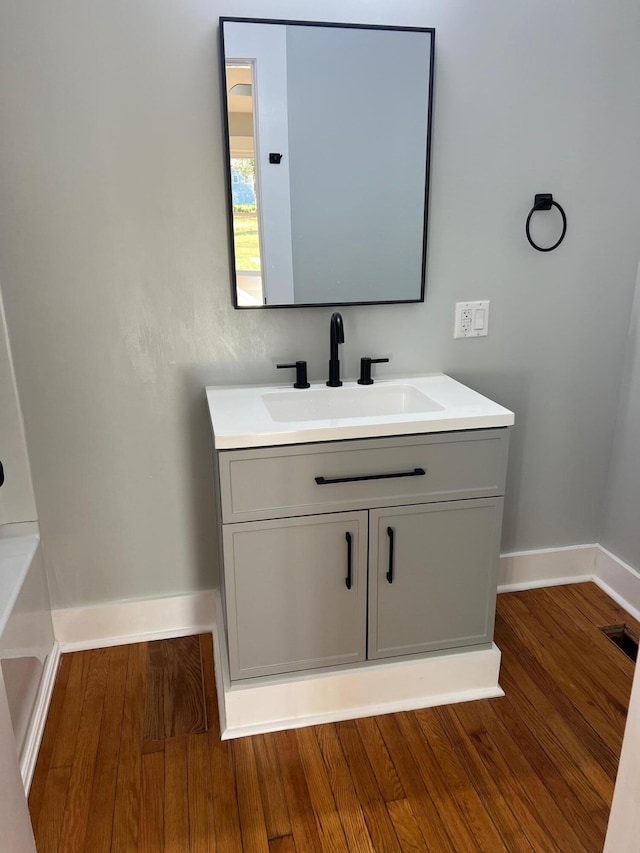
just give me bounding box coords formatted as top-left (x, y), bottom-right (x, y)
top-left (29, 582), bottom-right (637, 851)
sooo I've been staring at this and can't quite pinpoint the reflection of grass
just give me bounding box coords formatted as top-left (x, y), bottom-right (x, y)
top-left (233, 210), bottom-right (261, 271)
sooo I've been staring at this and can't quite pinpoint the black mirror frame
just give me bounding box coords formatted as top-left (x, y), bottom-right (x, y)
top-left (219, 17), bottom-right (435, 310)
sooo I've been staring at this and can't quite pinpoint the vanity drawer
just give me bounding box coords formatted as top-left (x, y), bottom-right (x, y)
top-left (218, 429), bottom-right (509, 523)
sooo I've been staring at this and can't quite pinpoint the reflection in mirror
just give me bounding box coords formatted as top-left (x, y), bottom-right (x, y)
top-left (226, 63), bottom-right (265, 306)
top-left (221, 19), bottom-right (434, 308)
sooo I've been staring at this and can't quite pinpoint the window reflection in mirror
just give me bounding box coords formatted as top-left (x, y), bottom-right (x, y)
top-left (226, 63), bottom-right (264, 306)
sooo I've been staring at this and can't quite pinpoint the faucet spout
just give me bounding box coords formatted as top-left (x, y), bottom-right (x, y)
top-left (327, 312), bottom-right (345, 387)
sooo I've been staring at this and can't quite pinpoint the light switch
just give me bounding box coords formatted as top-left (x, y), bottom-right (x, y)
top-left (454, 301), bottom-right (490, 338)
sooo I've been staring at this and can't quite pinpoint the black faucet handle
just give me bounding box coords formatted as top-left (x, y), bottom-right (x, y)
top-left (357, 357), bottom-right (390, 386)
top-left (277, 360), bottom-right (310, 389)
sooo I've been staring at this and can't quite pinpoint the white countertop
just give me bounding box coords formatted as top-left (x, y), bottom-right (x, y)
top-left (206, 373), bottom-right (514, 450)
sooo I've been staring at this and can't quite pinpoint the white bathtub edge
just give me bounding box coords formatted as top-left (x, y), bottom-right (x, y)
top-left (0, 532), bottom-right (40, 638)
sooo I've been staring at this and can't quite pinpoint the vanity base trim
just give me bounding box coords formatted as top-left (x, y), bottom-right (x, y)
top-left (211, 591), bottom-right (503, 740)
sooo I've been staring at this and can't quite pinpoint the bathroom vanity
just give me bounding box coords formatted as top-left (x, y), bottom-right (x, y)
top-left (206, 374), bottom-right (514, 737)
top-left (210, 19), bottom-right (514, 738)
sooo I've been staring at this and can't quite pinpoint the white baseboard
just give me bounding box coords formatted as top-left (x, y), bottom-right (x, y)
top-left (52, 591), bottom-right (215, 652)
top-left (498, 543), bottom-right (640, 624)
top-left (21, 641), bottom-right (60, 793)
top-left (211, 592), bottom-right (502, 740)
top-left (498, 544), bottom-right (597, 592)
top-left (594, 546), bottom-right (640, 623)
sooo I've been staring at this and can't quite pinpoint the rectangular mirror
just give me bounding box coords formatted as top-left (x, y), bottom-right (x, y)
top-left (220, 18), bottom-right (435, 308)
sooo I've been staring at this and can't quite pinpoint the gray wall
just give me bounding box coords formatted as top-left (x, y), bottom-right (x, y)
top-left (0, 0), bottom-right (639, 608)
top-left (286, 26), bottom-right (430, 304)
top-left (601, 266), bottom-right (640, 569)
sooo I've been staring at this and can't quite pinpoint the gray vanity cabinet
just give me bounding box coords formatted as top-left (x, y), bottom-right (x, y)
top-left (222, 512), bottom-right (368, 680)
top-left (367, 498), bottom-right (503, 660)
top-left (216, 429), bottom-right (509, 682)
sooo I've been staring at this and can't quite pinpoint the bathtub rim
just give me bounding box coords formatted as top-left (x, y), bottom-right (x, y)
top-left (0, 522), bottom-right (40, 638)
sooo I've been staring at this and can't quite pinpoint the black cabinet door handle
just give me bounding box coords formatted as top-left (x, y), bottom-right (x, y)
top-left (386, 526), bottom-right (395, 584)
top-left (315, 467), bottom-right (426, 486)
top-left (345, 532), bottom-right (353, 590)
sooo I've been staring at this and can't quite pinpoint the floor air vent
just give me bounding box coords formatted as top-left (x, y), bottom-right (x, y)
top-left (600, 624), bottom-right (639, 663)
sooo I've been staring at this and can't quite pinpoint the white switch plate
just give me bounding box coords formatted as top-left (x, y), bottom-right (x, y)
top-left (454, 301), bottom-right (490, 338)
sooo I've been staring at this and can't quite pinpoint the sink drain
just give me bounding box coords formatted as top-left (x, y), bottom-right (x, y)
top-left (600, 624), bottom-right (638, 663)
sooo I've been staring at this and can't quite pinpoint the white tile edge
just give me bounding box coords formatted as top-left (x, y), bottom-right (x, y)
top-left (21, 642), bottom-right (60, 793)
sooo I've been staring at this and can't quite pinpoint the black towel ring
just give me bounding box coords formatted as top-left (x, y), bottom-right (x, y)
top-left (525, 193), bottom-right (567, 252)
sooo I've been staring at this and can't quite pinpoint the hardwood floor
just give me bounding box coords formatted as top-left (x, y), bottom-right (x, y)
top-left (29, 582), bottom-right (637, 851)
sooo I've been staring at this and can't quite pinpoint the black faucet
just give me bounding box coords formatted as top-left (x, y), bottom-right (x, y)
top-left (327, 312), bottom-right (344, 387)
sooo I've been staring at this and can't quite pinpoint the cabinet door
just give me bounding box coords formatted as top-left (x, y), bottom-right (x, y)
top-left (368, 499), bottom-right (503, 660)
top-left (223, 512), bottom-right (368, 679)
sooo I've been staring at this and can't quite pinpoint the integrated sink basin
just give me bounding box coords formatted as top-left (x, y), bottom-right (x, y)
top-left (206, 374), bottom-right (515, 449)
top-left (262, 384), bottom-right (444, 423)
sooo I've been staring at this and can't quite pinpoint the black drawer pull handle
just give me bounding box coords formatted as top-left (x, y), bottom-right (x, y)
top-left (345, 532), bottom-right (353, 590)
top-left (315, 467), bottom-right (426, 486)
top-left (387, 526), bottom-right (395, 584)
